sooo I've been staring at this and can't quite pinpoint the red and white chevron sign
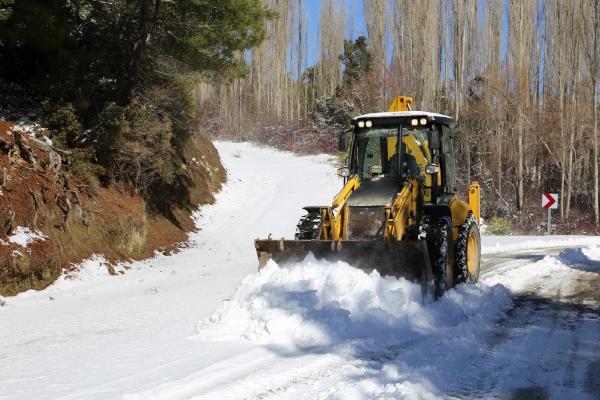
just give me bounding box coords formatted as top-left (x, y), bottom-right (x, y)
top-left (542, 193), bottom-right (559, 209)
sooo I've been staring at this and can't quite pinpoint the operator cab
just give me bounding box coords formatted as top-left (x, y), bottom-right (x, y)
top-left (339, 111), bottom-right (457, 205)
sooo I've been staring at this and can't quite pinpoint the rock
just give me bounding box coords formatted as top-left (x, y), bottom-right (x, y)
top-left (13, 131), bottom-right (37, 169)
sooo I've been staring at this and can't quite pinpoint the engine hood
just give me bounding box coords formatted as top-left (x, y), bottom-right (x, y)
top-left (346, 177), bottom-right (401, 207)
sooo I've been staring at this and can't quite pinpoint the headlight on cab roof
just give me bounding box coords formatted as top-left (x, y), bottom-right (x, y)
top-left (357, 120), bottom-right (365, 128)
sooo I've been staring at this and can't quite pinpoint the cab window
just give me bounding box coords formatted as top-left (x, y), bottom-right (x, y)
top-left (353, 128), bottom-right (399, 179)
top-left (441, 126), bottom-right (457, 193)
top-left (352, 126), bottom-right (432, 180)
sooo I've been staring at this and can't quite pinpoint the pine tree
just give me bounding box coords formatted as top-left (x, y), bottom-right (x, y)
top-left (340, 36), bottom-right (372, 88)
top-left (0, 0), bottom-right (12, 22)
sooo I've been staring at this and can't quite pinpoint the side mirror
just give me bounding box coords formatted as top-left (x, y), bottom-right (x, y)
top-left (425, 164), bottom-right (440, 175)
top-left (336, 167), bottom-right (350, 177)
top-left (429, 129), bottom-right (441, 150)
top-left (338, 129), bottom-right (351, 152)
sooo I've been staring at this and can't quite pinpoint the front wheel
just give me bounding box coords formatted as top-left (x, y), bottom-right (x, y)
top-left (294, 211), bottom-right (322, 239)
top-left (454, 214), bottom-right (481, 284)
top-left (422, 215), bottom-right (453, 299)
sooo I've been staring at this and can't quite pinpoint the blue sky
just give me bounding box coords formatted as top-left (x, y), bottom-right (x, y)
top-left (304, 0), bottom-right (367, 67)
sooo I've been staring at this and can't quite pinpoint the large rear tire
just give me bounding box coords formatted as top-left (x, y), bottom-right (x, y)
top-left (454, 214), bottom-right (481, 284)
top-left (294, 211), bottom-right (322, 239)
top-left (422, 215), bottom-right (453, 299)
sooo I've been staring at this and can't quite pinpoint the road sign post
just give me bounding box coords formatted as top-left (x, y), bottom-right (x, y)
top-left (542, 193), bottom-right (559, 235)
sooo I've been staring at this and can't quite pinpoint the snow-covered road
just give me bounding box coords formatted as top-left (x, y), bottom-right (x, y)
top-left (1, 142), bottom-right (599, 400)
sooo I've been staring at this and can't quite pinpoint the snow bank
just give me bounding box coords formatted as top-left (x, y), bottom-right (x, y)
top-left (12, 255), bottom-right (115, 300)
top-left (482, 235), bottom-right (600, 255)
top-left (483, 254), bottom-right (573, 292)
top-left (582, 245), bottom-right (600, 261)
top-left (196, 256), bottom-right (512, 351)
top-left (556, 246), bottom-right (600, 273)
top-left (8, 226), bottom-right (46, 247)
top-left (483, 244), bottom-right (600, 291)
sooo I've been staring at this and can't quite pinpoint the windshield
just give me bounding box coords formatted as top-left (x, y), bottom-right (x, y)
top-left (352, 126), bottom-right (432, 180)
top-left (353, 127), bottom-right (398, 179)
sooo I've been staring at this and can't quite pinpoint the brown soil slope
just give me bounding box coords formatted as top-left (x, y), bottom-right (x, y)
top-left (0, 121), bottom-right (224, 296)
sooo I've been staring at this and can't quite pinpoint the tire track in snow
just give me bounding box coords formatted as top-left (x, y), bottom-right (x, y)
top-left (201, 248), bottom-right (599, 400)
top-left (450, 250), bottom-right (600, 400)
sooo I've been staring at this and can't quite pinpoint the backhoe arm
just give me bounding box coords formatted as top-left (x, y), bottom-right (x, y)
top-left (385, 177), bottom-right (419, 240)
top-left (321, 175), bottom-right (360, 241)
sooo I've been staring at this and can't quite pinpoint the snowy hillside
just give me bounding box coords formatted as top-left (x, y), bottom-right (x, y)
top-left (1, 142), bottom-right (599, 400)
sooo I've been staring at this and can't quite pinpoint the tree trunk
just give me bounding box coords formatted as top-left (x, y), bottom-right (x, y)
top-left (566, 115), bottom-right (575, 218)
top-left (127, 0), bottom-right (155, 101)
top-left (595, 83), bottom-right (599, 224)
top-left (517, 112), bottom-right (524, 213)
top-left (566, 71), bottom-right (578, 218)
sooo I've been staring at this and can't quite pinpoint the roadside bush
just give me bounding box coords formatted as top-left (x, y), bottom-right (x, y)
top-left (310, 95), bottom-right (353, 133)
top-left (112, 101), bottom-right (178, 202)
top-left (41, 102), bottom-right (81, 148)
top-left (487, 216), bottom-right (512, 235)
top-left (38, 80), bottom-right (207, 218)
top-left (95, 102), bottom-right (127, 174)
top-left (150, 79), bottom-right (194, 149)
top-left (68, 150), bottom-right (103, 195)
top-left (92, 91), bottom-right (188, 209)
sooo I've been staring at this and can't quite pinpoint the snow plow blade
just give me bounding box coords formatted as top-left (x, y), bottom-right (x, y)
top-left (254, 239), bottom-right (432, 281)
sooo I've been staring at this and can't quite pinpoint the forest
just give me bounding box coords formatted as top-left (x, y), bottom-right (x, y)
top-left (198, 0), bottom-right (600, 234)
top-left (0, 0), bottom-right (273, 213)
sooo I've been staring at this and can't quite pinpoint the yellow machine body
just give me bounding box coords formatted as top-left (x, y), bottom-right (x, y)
top-left (388, 96), bottom-right (414, 111)
top-left (255, 96), bottom-right (481, 291)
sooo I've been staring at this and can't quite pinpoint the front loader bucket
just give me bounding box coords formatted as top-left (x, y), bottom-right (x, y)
top-left (254, 239), bottom-right (432, 283)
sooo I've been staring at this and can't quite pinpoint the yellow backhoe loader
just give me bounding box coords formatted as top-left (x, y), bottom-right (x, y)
top-left (255, 96), bottom-right (481, 298)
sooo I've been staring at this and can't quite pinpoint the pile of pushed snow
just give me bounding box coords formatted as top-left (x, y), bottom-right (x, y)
top-left (556, 246), bottom-right (600, 273)
top-left (7, 226), bottom-right (47, 247)
top-left (196, 256), bottom-right (512, 350)
top-left (582, 245), bottom-right (600, 261)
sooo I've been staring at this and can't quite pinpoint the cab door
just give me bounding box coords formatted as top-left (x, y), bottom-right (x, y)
top-left (441, 125), bottom-right (457, 195)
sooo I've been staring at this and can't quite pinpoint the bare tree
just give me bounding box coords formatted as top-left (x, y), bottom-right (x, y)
top-left (364, 0), bottom-right (387, 107)
top-left (579, 0), bottom-right (600, 224)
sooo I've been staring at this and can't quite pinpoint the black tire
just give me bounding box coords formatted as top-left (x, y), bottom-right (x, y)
top-left (454, 214), bottom-right (481, 284)
top-left (294, 211), bottom-right (322, 239)
top-left (422, 215), bottom-right (453, 299)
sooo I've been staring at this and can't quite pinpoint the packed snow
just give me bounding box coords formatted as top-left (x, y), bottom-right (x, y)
top-left (1, 141), bottom-right (599, 400)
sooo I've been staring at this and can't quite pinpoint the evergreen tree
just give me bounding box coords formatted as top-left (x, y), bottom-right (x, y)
top-left (340, 36), bottom-right (373, 88)
top-left (0, 0), bottom-right (12, 21)
top-left (0, 0), bottom-right (274, 106)
top-left (0, 0), bottom-right (274, 213)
